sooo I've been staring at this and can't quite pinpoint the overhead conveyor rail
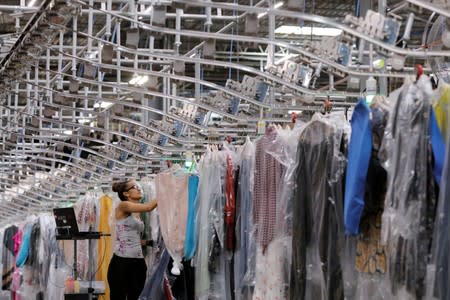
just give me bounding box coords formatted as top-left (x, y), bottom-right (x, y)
top-left (0, 0), bottom-right (449, 224)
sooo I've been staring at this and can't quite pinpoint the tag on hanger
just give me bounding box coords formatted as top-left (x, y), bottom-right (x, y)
top-left (257, 120), bottom-right (265, 134)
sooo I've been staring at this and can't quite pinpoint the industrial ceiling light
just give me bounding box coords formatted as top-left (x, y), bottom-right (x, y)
top-left (275, 25), bottom-right (342, 36)
top-left (129, 75), bottom-right (149, 86)
top-left (27, 0), bottom-right (37, 7)
top-left (258, 2), bottom-right (284, 18)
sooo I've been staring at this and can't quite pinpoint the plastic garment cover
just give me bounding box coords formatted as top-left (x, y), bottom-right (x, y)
top-left (429, 130), bottom-right (450, 299)
top-left (16, 223), bottom-right (33, 268)
top-left (155, 166), bottom-right (189, 275)
top-left (253, 126), bottom-right (287, 252)
top-left (380, 76), bottom-right (437, 299)
top-left (46, 253), bottom-right (70, 300)
top-left (290, 117), bottom-right (348, 300)
top-left (344, 99), bottom-right (373, 235)
top-left (138, 249), bottom-right (171, 300)
top-left (38, 215), bottom-right (59, 293)
top-left (184, 175), bottom-right (199, 260)
top-left (74, 192), bottom-right (101, 280)
top-left (16, 266), bottom-right (41, 299)
top-left (224, 155), bottom-right (236, 251)
top-left (0, 229), bottom-right (3, 286)
top-left (140, 178), bottom-right (161, 274)
top-left (234, 137), bottom-right (257, 300)
top-left (209, 150), bottom-right (231, 300)
top-left (252, 125), bottom-right (303, 300)
top-left (342, 98), bottom-right (391, 299)
top-left (140, 179), bottom-right (157, 244)
top-left (194, 150), bottom-right (226, 300)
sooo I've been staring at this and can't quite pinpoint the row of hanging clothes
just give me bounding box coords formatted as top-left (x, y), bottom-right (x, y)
top-left (0, 214), bottom-right (67, 300)
top-left (0, 190), bottom-right (117, 300)
top-left (0, 75), bottom-right (448, 300)
top-left (140, 74), bottom-right (449, 300)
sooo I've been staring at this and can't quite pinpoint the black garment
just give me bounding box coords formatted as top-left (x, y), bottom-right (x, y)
top-left (382, 84), bottom-right (438, 299)
top-left (290, 120), bottom-right (346, 300)
top-left (2, 225), bottom-right (18, 290)
top-left (107, 254), bottom-right (147, 300)
top-left (167, 259), bottom-right (195, 300)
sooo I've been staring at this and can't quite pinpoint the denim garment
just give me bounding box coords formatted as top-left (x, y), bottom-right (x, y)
top-left (290, 120), bottom-right (346, 300)
top-left (138, 249), bottom-right (170, 300)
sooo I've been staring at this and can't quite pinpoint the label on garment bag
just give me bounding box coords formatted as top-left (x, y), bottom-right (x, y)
top-left (257, 120), bottom-right (266, 134)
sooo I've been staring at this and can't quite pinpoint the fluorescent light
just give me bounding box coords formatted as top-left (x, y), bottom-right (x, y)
top-left (63, 130), bottom-right (72, 135)
top-left (275, 25), bottom-right (342, 36)
top-left (129, 75), bottom-right (149, 86)
top-left (94, 101), bottom-right (113, 109)
top-left (137, 75), bottom-right (149, 85)
top-left (27, 0), bottom-right (37, 7)
top-left (129, 75), bottom-right (139, 85)
top-left (258, 2), bottom-right (284, 18)
top-left (274, 2), bottom-right (284, 8)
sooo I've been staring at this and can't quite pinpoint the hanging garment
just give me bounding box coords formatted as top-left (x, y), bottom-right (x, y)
top-left (433, 83), bottom-right (450, 143)
top-left (96, 195), bottom-right (113, 300)
top-left (430, 108), bottom-right (446, 186)
top-left (344, 99), bottom-right (373, 235)
top-left (184, 175), bottom-right (199, 260)
top-left (167, 259), bottom-right (195, 300)
top-left (27, 221), bottom-right (41, 288)
top-left (354, 105), bottom-right (389, 275)
top-left (194, 151), bottom-right (225, 300)
top-left (138, 249), bottom-right (171, 300)
top-left (224, 155), bottom-right (236, 251)
top-left (16, 224), bottom-right (33, 268)
top-left (74, 193), bottom-right (100, 280)
top-left (253, 127), bottom-right (286, 252)
top-left (155, 167), bottom-right (189, 274)
top-left (380, 77), bottom-right (437, 299)
top-left (290, 120), bottom-right (347, 300)
top-left (39, 215), bottom-right (59, 294)
top-left (235, 140), bottom-right (256, 295)
top-left (253, 236), bottom-right (291, 300)
top-left (208, 151), bottom-right (230, 300)
top-left (432, 131), bottom-right (450, 300)
top-left (2, 225), bottom-right (18, 290)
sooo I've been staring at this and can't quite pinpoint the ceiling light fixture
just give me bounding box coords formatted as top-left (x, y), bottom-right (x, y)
top-left (258, 2), bottom-right (284, 19)
top-left (94, 101), bottom-right (113, 109)
top-left (27, 0), bottom-right (37, 7)
top-left (275, 25), bottom-right (342, 36)
top-left (129, 75), bottom-right (149, 86)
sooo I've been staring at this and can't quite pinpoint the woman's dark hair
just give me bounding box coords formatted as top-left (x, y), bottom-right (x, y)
top-left (112, 179), bottom-right (132, 201)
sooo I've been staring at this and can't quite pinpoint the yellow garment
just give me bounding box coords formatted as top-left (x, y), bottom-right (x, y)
top-left (96, 194), bottom-right (113, 299)
top-left (434, 84), bottom-right (450, 143)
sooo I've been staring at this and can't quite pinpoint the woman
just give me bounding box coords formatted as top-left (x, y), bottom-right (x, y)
top-left (107, 178), bottom-right (157, 300)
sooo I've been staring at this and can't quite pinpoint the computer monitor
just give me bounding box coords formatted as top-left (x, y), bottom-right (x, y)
top-left (53, 207), bottom-right (80, 236)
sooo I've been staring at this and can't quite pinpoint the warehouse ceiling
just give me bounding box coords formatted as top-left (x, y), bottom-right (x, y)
top-left (0, 0), bottom-right (449, 224)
